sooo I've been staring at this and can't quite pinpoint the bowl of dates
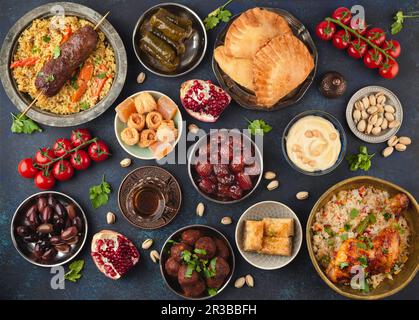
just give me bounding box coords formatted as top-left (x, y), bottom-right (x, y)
top-left (160, 224), bottom-right (235, 299)
top-left (11, 191), bottom-right (88, 267)
top-left (188, 129), bottom-right (263, 203)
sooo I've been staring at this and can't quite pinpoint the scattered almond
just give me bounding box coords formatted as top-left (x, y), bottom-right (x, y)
top-left (398, 136), bottom-right (411, 145)
top-left (387, 135), bottom-right (399, 147)
top-left (245, 274), bottom-right (254, 287)
top-left (388, 120), bottom-right (400, 129)
top-left (221, 216), bottom-right (232, 225)
top-left (234, 277), bottom-right (246, 288)
top-left (196, 202), bottom-right (205, 217)
top-left (142, 238), bottom-right (153, 250)
top-left (382, 146), bottom-right (394, 158)
top-left (296, 191), bottom-right (309, 200)
top-left (188, 123), bottom-right (199, 134)
top-left (137, 72), bottom-right (146, 84)
top-left (264, 171), bottom-right (276, 180)
top-left (267, 180), bottom-right (279, 191)
top-left (150, 250), bottom-right (160, 263)
top-left (395, 143), bottom-right (406, 152)
top-left (106, 212), bottom-right (116, 224)
top-left (120, 158), bottom-right (132, 168)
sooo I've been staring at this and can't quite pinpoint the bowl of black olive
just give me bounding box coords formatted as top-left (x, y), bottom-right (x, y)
top-left (11, 191), bottom-right (88, 267)
top-left (132, 3), bottom-right (207, 77)
top-left (160, 225), bottom-right (235, 300)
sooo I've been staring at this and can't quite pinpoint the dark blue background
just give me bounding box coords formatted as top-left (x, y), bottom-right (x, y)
top-left (0, 0), bottom-right (417, 300)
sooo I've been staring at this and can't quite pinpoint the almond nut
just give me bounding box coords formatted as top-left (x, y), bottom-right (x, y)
top-left (267, 180), bottom-right (279, 191)
top-left (381, 118), bottom-right (388, 130)
top-left (368, 113), bottom-right (378, 125)
top-left (137, 72), bottom-right (146, 84)
top-left (367, 106), bottom-right (378, 114)
top-left (388, 120), bottom-right (400, 129)
top-left (375, 117), bottom-right (383, 128)
top-left (196, 202), bottom-right (205, 217)
top-left (395, 143), bottom-right (407, 152)
top-left (366, 123), bottom-right (373, 135)
top-left (150, 250), bottom-right (160, 263)
top-left (234, 277), bottom-right (246, 288)
top-left (354, 100), bottom-right (364, 110)
top-left (362, 96), bottom-right (370, 109)
top-left (296, 191), bottom-right (309, 200)
top-left (245, 274), bottom-right (254, 287)
top-left (382, 146), bottom-right (394, 158)
top-left (264, 171), bottom-right (276, 180)
top-left (142, 238), bottom-right (153, 250)
top-left (357, 119), bottom-right (366, 132)
top-left (353, 109), bottom-right (361, 122)
top-left (387, 135), bottom-right (399, 147)
top-left (398, 136), bottom-right (411, 145)
top-left (384, 105), bottom-right (395, 113)
top-left (372, 126), bottom-right (382, 135)
top-left (120, 158), bottom-right (132, 168)
top-left (361, 110), bottom-right (369, 120)
top-left (106, 212), bottom-right (116, 224)
top-left (376, 95), bottom-right (386, 105)
top-left (385, 112), bottom-right (395, 122)
top-left (188, 123), bottom-right (199, 134)
top-left (221, 216), bottom-right (232, 225)
top-left (369, 94), bottom-right (376, 106)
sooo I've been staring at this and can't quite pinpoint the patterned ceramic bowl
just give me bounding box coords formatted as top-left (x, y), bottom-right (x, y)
top-left (235, 201), bottom-right (302, 270)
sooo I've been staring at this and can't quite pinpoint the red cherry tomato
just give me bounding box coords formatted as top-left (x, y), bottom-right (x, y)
top-left (363, 49), bottom-right (383, 69)
top-left (70, 129), bottom-right (92, 148)
top-left (365, 27), bottom-right (386, 46)
top-left (332, 30), bottom-right (351, 50)
top-left (52, 160), bottom-right (74, 181)
top-left (347, 39), bottom-right (368, 59)
top-left (18, 158), bottom-right (39, 178)
top-left (350, 17), bottom-right (367, 35)
top-left (315, 20), bottom-right (336, 41)
top-left (53, 138), bottom-right (73, 158)
top-left (34, 171), bottom-right (56, 190)
top-left (379, 59), bottom-right (399, 79)
top-left (331, 7), bottom-right (352, 25)
top-left (34, 148), bottom-right (55, 166)
top-left (70, 150), bottom-right (91, 170)
top-left (88, 140), bottom-right (110, 162)
top-left (382, 40), bottom-right (401, 58)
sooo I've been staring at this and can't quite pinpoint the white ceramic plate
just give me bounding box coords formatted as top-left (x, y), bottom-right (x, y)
top-left (235, 201), bottom-right (303, 270)
top-left (346, 86), bottom-right (403, 143)
top-left (114, 90), bottom-right (183, 160)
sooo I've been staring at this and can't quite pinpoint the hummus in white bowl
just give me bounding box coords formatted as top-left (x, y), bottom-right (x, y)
top-left (286, 116), bottom-right (341, 172)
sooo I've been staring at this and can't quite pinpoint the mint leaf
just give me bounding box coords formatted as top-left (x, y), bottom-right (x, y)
top-left (346, 146), bottom-right (374, 172)
top-left (53, 46), bottom-right (61, 59)
top-left (208, 288), bottom-right (218, 296)
top-left (64, 259), bottom-right (84, 282)
top-left (89, 175), bottom-right (111, 209)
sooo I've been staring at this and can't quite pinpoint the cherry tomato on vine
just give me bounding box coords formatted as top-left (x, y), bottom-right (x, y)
top-left (331, 7), bottom-right (352, 25)
top-left (365, 27), bottom-right (386, 46)
top-left (70, 129), bottom-right (92, 148)
top-left (382, 40), bottom-right (401, 59)
top-left (17, 158), bottom-right (39, 179)
top-left (332, 30), bottom-right (351, 50)
top-left (363, 49), bottom-right (383, 69)
top-left (315, 20), bottom-right (336, 41)
top-left (350, 17), bottom-right (367, 35)
top-left (52, 160), bottom-right (74, 181)
top-left (70, 150), bottom-right (91, 170)
top-left (35, 148), bottom-right (55, 166)
top-left (34, 171), bottom-right (56, 190)
top-left (379, 59), bottom-right (399, 79)
top-left (88, 140), bottom-right (110, 162)
top-left (53, 138), bottom-right (72, 158)
top-left (347, 39), bottom-right (368, 59)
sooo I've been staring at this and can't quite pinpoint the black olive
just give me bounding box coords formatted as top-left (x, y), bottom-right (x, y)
top-left (37, 196), bottom-right (48, 213)
top-left (40, 206), bottom-right (53, 223)
top-left (319, 72), bottom-right (347, 98)
top-left (72, 216), bottom-right (83, 231)
top-left (53, 218), bottom-right (65, 234)
top-left (23, 234), bottom-right (38, 243)
top-left (54, 203), bottom-right (68, 220)
top-left (16, 225), bottom-right (30, 237)
top-left (34, 242), bottom-right (45, 258)
top-left (42, 247), bottom-right (57, 260)
top-left (47, 194), bottom-right (57, 207)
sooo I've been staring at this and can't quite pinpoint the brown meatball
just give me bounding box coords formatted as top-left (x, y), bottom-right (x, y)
top-left (181, 229), bottom-right (203, 246)
top-left (214, 238), bottom-right (230, 260)
top-left (195, 236), bottom-right (216, 260)
top-left (209, 256), bottom-right (230, 278)
top-left (170, 242), bottom-right (191, 262)
top-left (165, 257), bottom-right (180, 277)
top-left (182, 279), bottom-right (206, 298)
top-left (178, 264), bottom-right (200, 286)
top-left (206, 276), bottom-right (225, 289)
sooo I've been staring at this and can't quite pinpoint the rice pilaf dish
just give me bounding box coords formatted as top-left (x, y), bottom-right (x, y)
top-left (11, 16), bottom-right (116, 114)
top-left (312, 186), bottom-right (411, 292)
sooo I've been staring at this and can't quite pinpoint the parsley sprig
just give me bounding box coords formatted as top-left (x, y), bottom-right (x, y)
top-left (64, 259), bottom-right (84, 282)
top-left (11, 113), bottom-right (42, 134)
top-left (89, 175), bottom-right (111, 209)
top-left (246, 118), bottom-right (272, 136)
top-left (346, 146), bottom-right (375, 172)
top-left (391, 11), bottom-right (419, 35)
top-left (204, 0), bottom-right (234, 30)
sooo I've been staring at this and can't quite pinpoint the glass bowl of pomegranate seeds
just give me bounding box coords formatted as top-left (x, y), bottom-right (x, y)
top-left (188, 129), bottom-right (263, 204)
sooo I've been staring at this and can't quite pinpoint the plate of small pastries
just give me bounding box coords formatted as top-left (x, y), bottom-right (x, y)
top-left (235, 201), bottom-right (303, 270)
top-left (213, 7), bottom-right (317, 110)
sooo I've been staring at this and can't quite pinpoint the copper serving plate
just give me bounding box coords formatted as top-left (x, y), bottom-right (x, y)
top-left (306, 176), bottom-right (419, 300)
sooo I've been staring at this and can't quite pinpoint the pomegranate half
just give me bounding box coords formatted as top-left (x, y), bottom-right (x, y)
top-left (180, 80), bottom-right (231, 122)
top-left (91, 230), bottom-right (140, 280)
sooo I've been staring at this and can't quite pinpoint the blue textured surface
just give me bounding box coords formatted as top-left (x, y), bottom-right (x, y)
top-left (0, 0), bottom-right (417, 300)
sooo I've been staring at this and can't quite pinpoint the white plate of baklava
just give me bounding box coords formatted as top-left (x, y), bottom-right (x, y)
top-left (235, 201), bottom-right (302, 270)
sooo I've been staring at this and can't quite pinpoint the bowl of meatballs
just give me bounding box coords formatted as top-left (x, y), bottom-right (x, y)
top-left (160, 225), bottom-right (235, 299)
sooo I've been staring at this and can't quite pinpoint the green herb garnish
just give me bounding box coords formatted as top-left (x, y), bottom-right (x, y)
top-left (383, 212), bottom-right (392, 221)
top-left (97, 72), bottom-right (107, 79)
top-left (181, 250), bottom-right (192, 263)
top-left (362, 279), bottom-right (370, 293)
top-left (346, 146), bottom-right (375, 172)
top-left (64, 259), bottom-right (84, 282)
top-left (344, 223), bottom-right (351, 232)
top-left (11, 113), bottom-right (42, 134)
top-left (204, 0), bottom-right (233, 30)
top-left (194, 248), bottom-right (207, 255)
top-left (246, 118), bottom-right (273, 136)
top-left (368, 213), bottom-right (376, 224)
top-left (391, 10), bottom-right (419, 35)
top-left (358, 256), bottom-right (368, 268)
top-left (42, 35), bottom-right (51, 43)
top-left (340, 233), bottom-right (348, 241)
top-left (52, 46), bottom-right (61, 59)
top-left (339, 262), bottom-right (349, 269)
top-left (32, 47), bottom-right (40, 54)
top-left (357, 242), bottom-right (367, 250)
top-left (80, 102), bottom-right (90, 111)
top-left (185, 263), bottom-right (195, 278)
top-left (350, 208), bottom-right (359, 219)
top-left (207, 288), bottom-right (218, 296)
top-left (89, 175), bottom-right (111, 209)
top-left (393, 223), bottom-right (405, 235)
top-left (382, 248), bottom-right (389, 254)
top-left (356, 217), bottom-right (370, 235)
top-left (324, 226), bottom-right (335, 237)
